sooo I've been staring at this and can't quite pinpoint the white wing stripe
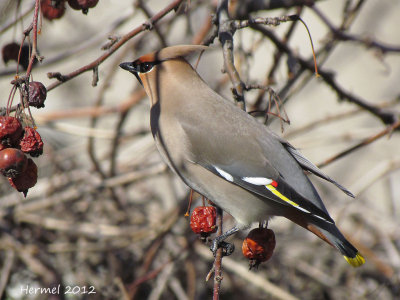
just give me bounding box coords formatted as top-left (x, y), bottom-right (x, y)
top-left (242, 177), bottom-right (273, 185)
top-left (294, 206), bottom-right (311, 213)
top-left (214, 166), bottom-right (234, 182)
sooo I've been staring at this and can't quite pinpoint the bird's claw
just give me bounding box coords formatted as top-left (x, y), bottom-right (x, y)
top-left (210, 239), bottom-right (235, 257)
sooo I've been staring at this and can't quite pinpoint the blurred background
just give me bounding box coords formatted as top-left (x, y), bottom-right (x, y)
top-left (0, 0), bottom-right (399, 299)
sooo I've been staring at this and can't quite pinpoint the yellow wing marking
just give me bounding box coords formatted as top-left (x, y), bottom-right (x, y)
top-left (266, 184), bottom-right (299, 207)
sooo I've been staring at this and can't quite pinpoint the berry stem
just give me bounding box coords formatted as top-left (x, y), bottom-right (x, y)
top-left (184, 189), bottom-right (194, 217)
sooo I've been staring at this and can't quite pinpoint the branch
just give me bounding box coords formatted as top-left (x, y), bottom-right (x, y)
top-left (45, 0), bottom-right (184, 92)
top-left (212, 207), bottom-right (224, 300)
top-left (317, 120), bottom-right (400, 168)
top-left (136, 0), bottom-right (168, 47)
top-left (251, 24), bottom-right (399, 126)
top-left (253, 6), bottom-right (304, 109)
top-left (312, 5), bottom-right (400, 54)
top-left (24, 0), bottom-right (42, 78)
top-left (216, 3), bottom-right (299, 109)
top-left (217, 0), bottom-right (246, 107)
top-left (233, 15), bottom-right (297, 30)
top-left (228, 0), bottom-right (317, 19)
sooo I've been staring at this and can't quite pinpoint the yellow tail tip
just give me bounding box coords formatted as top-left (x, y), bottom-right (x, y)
top-left (344, 253), bottom-right (365, 267)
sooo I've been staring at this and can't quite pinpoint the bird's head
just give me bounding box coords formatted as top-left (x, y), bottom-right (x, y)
top-left (119, 44), bottom-right (208, 86)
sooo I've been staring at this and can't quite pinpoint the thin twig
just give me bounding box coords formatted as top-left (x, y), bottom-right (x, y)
top-left (137, 0), bottom-right (168, 47)
top-left (254, 6), bottom-right (302, 107)
top-left (46, 0), bottom-right (184, 91)
top-left (317, 120), bottom-right (400, 168)
top-left (312, 5), bottom-right (400, 54)
top-left (251, 24), bottom-right (399, 126)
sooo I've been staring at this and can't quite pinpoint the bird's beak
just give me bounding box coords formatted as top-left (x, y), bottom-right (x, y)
top-left (119, 62), bottom-right (143, 86)
top-left (119, 62), bottom-right (136, 72)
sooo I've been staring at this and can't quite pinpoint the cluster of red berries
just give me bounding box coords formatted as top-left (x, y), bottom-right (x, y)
top-left (41, 0), bottom-right (99, 19)
top-left (0, 82), bottom-right (46, 197)
top-left (0, 116), bottom-right (43, 197)
top-left (190, 206), bottom-right (275, 268)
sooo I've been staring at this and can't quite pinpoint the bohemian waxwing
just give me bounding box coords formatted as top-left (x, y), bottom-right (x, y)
top-left (120, 45), bottom-right (365, 267)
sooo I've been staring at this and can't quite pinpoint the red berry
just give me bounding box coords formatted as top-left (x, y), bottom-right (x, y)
top-left (41, 0), bottom-right (66, 20)
top-left (8, 158), bottom-right (38, 197)
top-left (28, 81), bottom-right (47, 108)
top-left (0, 116), bottom-right (23, 147)
top-left (20, 127), bottom-right (44, 157)
top-left (190, 206), bottom-right (217, 235)
top-left (0, 148), bottom-right (28, 178)
top-left (242, 228), bottom-right (276, 269)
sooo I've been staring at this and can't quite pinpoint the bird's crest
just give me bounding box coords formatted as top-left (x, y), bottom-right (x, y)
top-left (136, 45), bottom-right (208, 63)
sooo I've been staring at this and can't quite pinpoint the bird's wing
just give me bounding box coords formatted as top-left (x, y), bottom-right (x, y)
top-left (277, 137), bottom-right (354, 198)
top-left (200, 161), bottom-right (335, 224)
top-left (179, 113), bottom-right (334, 224)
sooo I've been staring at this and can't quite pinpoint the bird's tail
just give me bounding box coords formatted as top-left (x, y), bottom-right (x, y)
top-left (285, 212), bottom-right (365, 267)
top-left (306, 221), bottom-right (365, 267)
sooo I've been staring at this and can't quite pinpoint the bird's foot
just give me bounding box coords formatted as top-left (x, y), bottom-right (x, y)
top-left (210, 239), bottom-right (235, 257)
top-left (209, 226), bottom-right (240, 257)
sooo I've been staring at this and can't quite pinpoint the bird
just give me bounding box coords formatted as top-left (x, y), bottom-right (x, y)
top-left (119, 44), bottom-right (365, 267)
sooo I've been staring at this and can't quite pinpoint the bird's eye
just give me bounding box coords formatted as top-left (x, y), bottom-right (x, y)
top-left (140, 62), bottom-right (154, 73)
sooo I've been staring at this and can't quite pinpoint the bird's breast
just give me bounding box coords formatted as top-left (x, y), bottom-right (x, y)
top-left (150, 103), bottom-right (191, 175)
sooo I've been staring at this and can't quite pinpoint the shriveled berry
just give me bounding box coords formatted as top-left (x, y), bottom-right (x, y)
top-left (41, 0), bottom-right (66, 20)
top-left (2, 43), bottom-right (33, 70)
top-left (78, 0), bottom-right (99, 8)
top-left (8, 158), bottom-right (38, 197)
top-left (0, 116), bottom-right (23, 147)
top-left (67, 0), bottom-right (82, 10)
top-left (20, 127), bottom-right (44, 157)
top-left (190, 206), bottom-right (217, 235)
top-left (0, 148), bottom-right (28, 178)
top-left (2, 42), bottom-right (19, 64)
top-left (28, 81), bottom-right (47, 108)
top-left (242, 228), bottom-right (276, 269)
top-left (67, 0), bottom-right (98, 14)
